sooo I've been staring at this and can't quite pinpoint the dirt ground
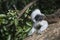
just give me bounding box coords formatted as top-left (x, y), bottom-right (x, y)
top-left (24, 21), bottom-right (60, 40)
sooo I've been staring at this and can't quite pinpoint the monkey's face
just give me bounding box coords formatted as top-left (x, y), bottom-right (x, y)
top-left (34, 15), bottom-right (44, 21)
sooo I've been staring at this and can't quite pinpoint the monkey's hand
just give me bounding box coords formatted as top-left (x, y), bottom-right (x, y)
top-left (38, 20), bottom-right (48, 34)
top-left (28, 27), bottom-right (36, 36)
top-left (37, 30), bottom-right (42, 35)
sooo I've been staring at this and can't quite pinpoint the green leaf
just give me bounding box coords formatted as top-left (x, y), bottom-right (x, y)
top-left (26, 22), bottom-right (31, 26)
top-left (0, 14), bottom-right (6, 18)
top-left (25, 28), bottom-right (31, 32)
top-left (14, 19), bottom-right (18, 26)
top-left (16, 27), bottom-right (23, 36)
top-left (7, 35), bottom-right (11, 40)
top-left (3, 26), bottom-right (7, 31)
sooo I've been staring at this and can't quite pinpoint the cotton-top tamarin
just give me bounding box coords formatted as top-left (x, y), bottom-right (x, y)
top-left (28, 9), bottom-right (48, 36)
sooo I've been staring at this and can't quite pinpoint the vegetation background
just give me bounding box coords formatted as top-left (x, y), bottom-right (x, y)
top-left (0, 0), bottom-right (60, 40)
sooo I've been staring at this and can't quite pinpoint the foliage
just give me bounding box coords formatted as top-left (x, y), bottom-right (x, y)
top-left (0, 0), bottom-right (60, 40)
top-left (37, 0), bottom-right (60, 14)
top-left (0, 9), bottom-right (32, 40)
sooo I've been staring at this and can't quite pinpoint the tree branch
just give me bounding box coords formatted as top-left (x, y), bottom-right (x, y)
top-left (45, 9), bottom-right (60, 24)
top-left (17, 0), bottom-right (38, 18)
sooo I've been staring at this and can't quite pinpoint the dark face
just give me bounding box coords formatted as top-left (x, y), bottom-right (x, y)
top-left (34, 14), bottom-right (44, 21)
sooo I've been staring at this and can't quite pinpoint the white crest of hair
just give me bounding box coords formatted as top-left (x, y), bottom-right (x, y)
top-left (31, 9), bottom-right (44, 22)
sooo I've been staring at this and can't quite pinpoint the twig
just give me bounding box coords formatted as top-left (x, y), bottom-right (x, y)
top-left (17, 0), bottom-right (38, 18)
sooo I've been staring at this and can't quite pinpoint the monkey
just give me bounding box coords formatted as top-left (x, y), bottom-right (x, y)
top-left (31, 9), bottom-right (45, 23)
top-left (28, 9), bottom-right (48, 36)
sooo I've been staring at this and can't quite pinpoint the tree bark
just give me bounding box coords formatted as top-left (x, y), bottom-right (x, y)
top-left (17, 0), bottom-right (38, 19)
top-left (45, 9), bottom-right (60, 24)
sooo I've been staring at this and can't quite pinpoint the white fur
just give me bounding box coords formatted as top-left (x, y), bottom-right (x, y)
top-left (28, 27), bottom-right (36, 35)
top-left (28, 20), bottom-right (48, 35)
top-left (28, 9), bottom-right (48, 36)
top-left (37, 20), bottom-right (48, 33)
top-left (31, 9), bottom-right (44, 22)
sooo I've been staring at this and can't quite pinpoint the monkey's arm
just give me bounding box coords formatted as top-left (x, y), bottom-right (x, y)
top-left (28, 27), bottom-right (36, 36)
top-left (38, 20), bottom-right (48, 34)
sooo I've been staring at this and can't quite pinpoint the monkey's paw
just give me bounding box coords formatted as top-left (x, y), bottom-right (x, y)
top-left (37, 30), bottom-right (42, 35)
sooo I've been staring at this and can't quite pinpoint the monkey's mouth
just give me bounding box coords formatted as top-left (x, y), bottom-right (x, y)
top-left (35, 25), bottom-right (41, 30)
